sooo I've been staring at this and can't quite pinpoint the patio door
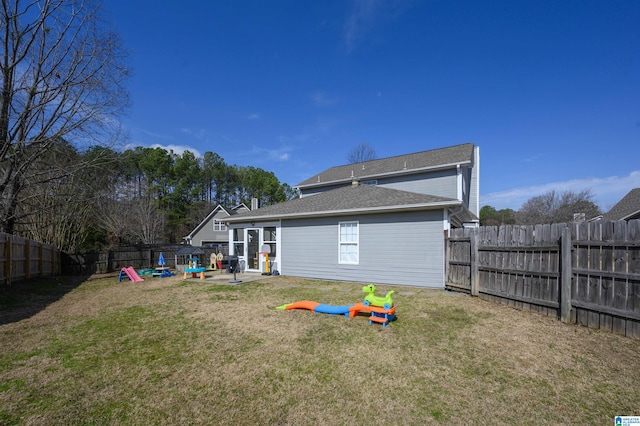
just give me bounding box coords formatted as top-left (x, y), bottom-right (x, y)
top-left (247, 229), bottom-right (260, 271)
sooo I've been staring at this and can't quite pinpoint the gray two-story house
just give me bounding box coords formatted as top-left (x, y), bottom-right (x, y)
top-left (224, 143), bottom-right (479, 288)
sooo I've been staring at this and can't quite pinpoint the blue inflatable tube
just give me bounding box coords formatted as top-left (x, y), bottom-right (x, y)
top-left (314, 304), bottom-right (354, 316)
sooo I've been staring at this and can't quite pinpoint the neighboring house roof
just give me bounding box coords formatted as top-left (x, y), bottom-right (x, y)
top-left (602, 188), bottom-right (640, 221)
top-left (185, 203), bottom-right (249, 240)
top-left (225, 183), bottom-right (476, 222)
top-left (296, 142), bottom-right (475, 189)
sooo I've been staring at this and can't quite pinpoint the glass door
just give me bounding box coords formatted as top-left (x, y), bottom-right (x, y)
top-left (247, 229), bottom-right (260, 271)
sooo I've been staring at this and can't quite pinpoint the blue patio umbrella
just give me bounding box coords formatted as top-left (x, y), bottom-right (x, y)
top-left (158, 252), bottom-right (166, 266)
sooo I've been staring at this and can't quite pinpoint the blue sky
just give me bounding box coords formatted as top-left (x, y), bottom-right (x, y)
top-left (106, 0), bottom-right (640, 211)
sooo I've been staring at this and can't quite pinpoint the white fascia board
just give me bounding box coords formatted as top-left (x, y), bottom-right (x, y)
top-left (621, 210), bottom-right (640, 220)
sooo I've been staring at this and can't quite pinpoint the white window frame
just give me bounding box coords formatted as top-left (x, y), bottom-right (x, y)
top-left (338, 221), bottom-right (359, 264)
top-left (213, 219), bottom-right (227, 231)
top-left (231, 228), bottom-right (244, 258)
top-left (263, 227), bottom-right (277, 260)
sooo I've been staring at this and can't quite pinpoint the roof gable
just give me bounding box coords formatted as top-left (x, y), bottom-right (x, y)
top-left (603, 188), bottom-right (640, 221)
top-left (296, 143), bottom-right (475, 189)
top-left (185, 204), bottom-right (232, 239)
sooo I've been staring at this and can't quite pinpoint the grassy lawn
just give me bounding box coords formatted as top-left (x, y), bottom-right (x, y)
top-left (1, 274), bottom-right (639, 425)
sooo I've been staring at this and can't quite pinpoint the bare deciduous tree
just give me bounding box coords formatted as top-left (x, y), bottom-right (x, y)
top-left (0, 0), bottom-right (129, 234)
top-left (517, 189), bottom-right (601, 224)
top-left (346, 143), bottom-right (377, 164)
top-left (130, 195), bottom-right (164, 245)
top-left (15, 138), bottom-right (113, 251)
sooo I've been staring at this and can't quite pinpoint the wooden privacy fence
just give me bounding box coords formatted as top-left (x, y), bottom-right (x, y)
top-left (63, 244), bottom-right (230, 274)
top-left (446, 220), bottom-right (640, 339)
top-left (0, 233), bottom-right (62, 285)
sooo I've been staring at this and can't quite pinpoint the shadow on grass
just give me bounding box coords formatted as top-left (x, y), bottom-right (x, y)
top-left (0, 274), bottom-right (92, 325)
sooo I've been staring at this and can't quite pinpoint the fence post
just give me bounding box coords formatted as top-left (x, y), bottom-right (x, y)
top-left (560, 227), bottom-right (572, 322)
top-left (470, 231), bottom-right (479, 296)
top-left (5, 234), bottom-right (12, 285)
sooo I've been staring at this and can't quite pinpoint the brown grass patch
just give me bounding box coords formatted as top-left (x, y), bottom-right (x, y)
top-left (0, 275), bottom-right (638, 425)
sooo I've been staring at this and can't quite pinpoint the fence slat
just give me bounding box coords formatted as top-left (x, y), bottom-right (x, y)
top-left (0, 233), bottom-right (61, 286)
top-left (446, 219), bottom-right (640, 339)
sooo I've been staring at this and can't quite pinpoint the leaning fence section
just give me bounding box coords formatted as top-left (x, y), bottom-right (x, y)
top-left (447, 220), bottom-right (640, 339)
top-left (0, 233), bottom-right (62, 285)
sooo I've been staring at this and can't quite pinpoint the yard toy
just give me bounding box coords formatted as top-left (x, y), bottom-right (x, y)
top-left (118, 266), bottom-right (144, 283)
top-left (362, 284), bottom-right (394, 310)
top-left (277, 287), bottom-right (397, 327)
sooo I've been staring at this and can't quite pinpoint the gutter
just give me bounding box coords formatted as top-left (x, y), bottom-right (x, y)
top-left (225, 200), bottom-right (462, 224)
top-left (296, 161), bottom-right (472, 190)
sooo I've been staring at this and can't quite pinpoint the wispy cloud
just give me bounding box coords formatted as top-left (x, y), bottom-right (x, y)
top-left (342, 0), bottom-right (412, 53)
top-left (150, 143), bottom-right (202, 158)
top-left (132, 127), bottom-right (173, 140)
top-left (255, 144), bottom-right (293, 162)
top-left (343, 0), bottom-right (383, 53)
top-left (481, 170), bottom-right (640, 211)
top-left (311, 91), bottom-right (338, 107)
top-left (180, 127), bottom-right (208, 140)
top-left (247, 113), bottom-right (261, 120)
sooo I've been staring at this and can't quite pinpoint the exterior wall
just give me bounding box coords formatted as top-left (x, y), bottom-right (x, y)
top-left (280, 210), bottom-right (445, 288)
top-left (300, 182), bottom-right (349, 197)
top-left (190, 209), bottom-right (230, 245)
top-left (300, 169), bottom-right (459, 200)
top-left (376, 169), bottom-right (458, 199)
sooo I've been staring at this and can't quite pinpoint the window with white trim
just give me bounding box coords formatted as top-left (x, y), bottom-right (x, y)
top-left (214, 219), bottom-right (227, 231)
top-left (338, 221), bottom-right (359, 264)
top-left (263, 227), bottom-right (277, 259)
top-left (232, 228), bottom-right (244, 256)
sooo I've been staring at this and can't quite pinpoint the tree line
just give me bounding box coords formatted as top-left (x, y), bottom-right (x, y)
top-left (11, 140), bottom-right (297, 252)
top-left (480, 189), bottom-right (602, 226)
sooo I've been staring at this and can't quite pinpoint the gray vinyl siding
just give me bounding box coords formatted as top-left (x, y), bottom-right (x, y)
top-left (280, 210), bottom-right (445, 288)
top-left (300, 169), bottom-right (459, 201)
top-left (190, 210), bottom-right (230, 245)
top-left (376, 169), bottom-right (458, 200)
top-left (300, 182), bottom-right (349, 196)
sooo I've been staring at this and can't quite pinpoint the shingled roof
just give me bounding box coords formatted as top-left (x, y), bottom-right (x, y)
top-left (296, 143), bottom-right (475, 189)
top-left (602, 188), bottom-right (640, 221)
top-left (225, 184), bottom-right (468, 222)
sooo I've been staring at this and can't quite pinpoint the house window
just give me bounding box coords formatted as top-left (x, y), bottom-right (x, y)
top-left (214, 220), bottom-right (227, 231)
top-left (232, 228), bottom-right (244, 256)
top-left (338, 221), bottom-right (358, 264)
top-left (263, 227), bottom-right (276, 258)
top-left (362, 180), bottom-right (377, 185)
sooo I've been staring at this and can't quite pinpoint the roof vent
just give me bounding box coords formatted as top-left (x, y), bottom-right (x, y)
top-left (403, 161), bottom-right (407, 170)
top-left (362, 164), bottom-right (365, 170)
top-left (350, 170), bottom-right (354, 178)
top-left (317, 175), bottom-right (320, 182)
